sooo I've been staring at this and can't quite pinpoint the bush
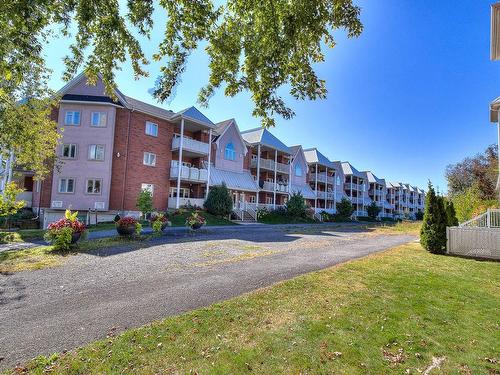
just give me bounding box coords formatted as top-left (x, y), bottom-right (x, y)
top-left (357, 216), bottom-right (377, 222)
top-left (136, 189), bottom-right (153, 219)
top-left (420, 182), bottom-right (447, 254)
top-left (44, 209), bottom-right (86, 251)
top-left (415, 211), bottom-right (424, 221)
top-left (204, 184), bottom-right (233, 217)
top-left (286, 192), bottom-right (307, 218)
top-left (445, 200), bottom-right (458, 227)
top-left (185, 212), bottom-right (206, 228)
top-left (366, 201), bottom-right (381, 219)
top-left (336, 198), bottom-right (354, 219)
top-left (150, 213), bottom-right (170, 234)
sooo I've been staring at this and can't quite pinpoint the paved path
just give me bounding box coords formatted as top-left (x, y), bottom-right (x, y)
top-left (0, 224), bottom-right (415, 369)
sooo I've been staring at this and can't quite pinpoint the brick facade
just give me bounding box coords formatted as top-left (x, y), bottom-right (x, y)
top-left (109, 108), bottom-right (174, 211)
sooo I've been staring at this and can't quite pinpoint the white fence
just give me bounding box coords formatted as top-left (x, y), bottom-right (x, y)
top-left (447, 226), bottom-right (500, 260)
top-left (459, 209), bottom-right (500, 228)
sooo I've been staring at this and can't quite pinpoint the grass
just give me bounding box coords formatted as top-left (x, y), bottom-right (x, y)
top-left (13, 242), bottom-right (499, 374)
top-left (0, 246), bottom-right (66, 273)
top-left (0, 235), bottom-right (155, 274)
top-left (169, 211), bottom-right (236, 227)
top-left (258, 212), bottom-right (316, 224)
top-left (368, 221), bottom-right (422, 236)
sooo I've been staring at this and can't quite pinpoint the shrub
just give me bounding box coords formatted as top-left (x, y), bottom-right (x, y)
top-left (204, 184), bottom-right (233, 217)
top-left (44, 209), bottom-right (86, 251)
top-left (286, 192), bottom-right (307, 218)
top-left (151, 213), bottom-right (170, 234)
top-left (116, 216), bottom-right (142, 236)
top-left (357, 216), bottom-right (377, 222)
top-left (366, 201), bottom-right (381, 219)
top-left (415, 211), bottom-right (424, 221)
top-left (136, 189), bottom-right (153, 219)
top-left (444, 199), bottom-right (459, 227)
top-left (336, 198), bottom-right (354, 219)
top-left (185, 212), bottom-right (206, 228)
top-left (420, 182), bottom-right (447, 254)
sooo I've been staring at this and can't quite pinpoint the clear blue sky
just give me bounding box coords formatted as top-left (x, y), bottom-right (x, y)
top-left (43, 0), bottom-right (499, 192)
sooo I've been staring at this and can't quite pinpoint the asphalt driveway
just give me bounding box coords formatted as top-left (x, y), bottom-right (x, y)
top-left (0, 224), bottom-right (415, 369)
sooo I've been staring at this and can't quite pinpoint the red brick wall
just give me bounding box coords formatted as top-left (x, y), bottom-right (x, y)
top-left (109, 109), bottom-right (174, 211)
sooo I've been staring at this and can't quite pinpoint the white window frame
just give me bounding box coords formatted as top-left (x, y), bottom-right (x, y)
top-left (143, 152), bottom-right (156, 166)
top-left (145, 121), bottom-right (158, 137)
top-left (64, 111), bottom-right (81, 126)
top-left (88, 144), bottom-right (105, 161)
top-left (141, 183), bottom-right (154, 196)
top-left (169, 187), bottom-right (189, 198)
top-left (249, 195), bottom-right (256, 203)
top-left (266, 196), bottom-right (273, 204)
top-left (91, 112), bottom-right (107, 127)
top-left (61, 144), bottom-right (77, 159)
top-left (58, 178), bottom-right (75, 194)
top-left (295, 164), bottom-right (302, 177)
top-left (86, 178), bottom-right (102, 195)
top-left (224, 142), bottom-right (236, 161)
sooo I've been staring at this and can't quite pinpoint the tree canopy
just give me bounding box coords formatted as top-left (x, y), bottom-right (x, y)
top-left (445, 144), bottom-right (498, 200)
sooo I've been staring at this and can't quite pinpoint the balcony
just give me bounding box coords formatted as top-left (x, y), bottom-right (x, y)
top-left (308, 173), bottom-right (334, 184)
top-left (168, 197), bottom-right (206, 209)
top-left (314, 190), bottom-right (334, 200)
top-left (261, 181), bottom-right (289, 193)
top-left (344, 182), bottom-right (362, 190)
top-left (170, 164), bottom-right (208, 183)
top-left (172, 136), bottom-right (209, 156)
top-left (16, 191), bottom-right (33, 208)
top-left (251, 157), bottom-right (289, 174)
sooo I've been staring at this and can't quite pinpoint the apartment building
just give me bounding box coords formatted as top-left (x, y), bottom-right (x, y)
top-left (303, 148), bottom-right (344, 214)
top-left (1, 73), bottom-right (426, 225)
top-left (341, 162), bottom-right (371, 217)
top-left (241, 128), bottom-right (292, 209)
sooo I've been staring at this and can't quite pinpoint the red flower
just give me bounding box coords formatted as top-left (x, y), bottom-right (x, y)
top-left (47, 218), bottom-right (86, 234)
top-left (116, 216), bottom-right (138, 226)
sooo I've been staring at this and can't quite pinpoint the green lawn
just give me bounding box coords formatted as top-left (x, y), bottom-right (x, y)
top-left (169, 210), bottom-right (236, 227)
top-left (15, 242), bottom-right (499, 374)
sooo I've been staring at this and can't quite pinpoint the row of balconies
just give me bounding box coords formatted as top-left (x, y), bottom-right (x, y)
top-left (250, 157), bottom-right (289, 174)
top-left (308, 173), bottom-right (334, 184)
top-left (260, 180), bottom-right (290, 193)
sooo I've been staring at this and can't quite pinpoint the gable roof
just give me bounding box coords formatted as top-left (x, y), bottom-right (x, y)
top-left (124, 95), bottom-right (175, 120)
top-left (240, 128), bottom-right (291, 154)
top-left (213, 119), bottom-right (248, 156)
top-left (172, 106), bottom-right (215, 127)
top-left (210, 168), bottom-right (258, 192)
top-left (341, 162), bottom-right (365, 179)
top-left (363, 171), bottom-right (384, 185)
top-left (303, 148), bottom-right (335, 168)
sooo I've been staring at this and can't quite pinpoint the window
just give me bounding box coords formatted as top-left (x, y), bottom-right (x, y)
top-left (86, 179), bottom-right (102, 194)
top-left (64, 111), bottom-right (80, 126)
top-left (58, 178), bottom-right (75, 193)
top-left (249, 196), bottom-right (256, 203)
top-left (62, 144), bottom-right (77, 159)
top-left (266, 196), bottom-right (273, 204)
top-left (91, 112), bottom-right (107, 127)
top-left (88, 145), bottom-right (105, 160)
top-left (295, 164), bottom-right (302, 177)
top-left (145, 121), bottom-right (158, 136)
top-left (224, 142), bottom-right (236, 160)
top-left (169, 187), bottom-right (189, 198)
top-left (143, 152), bottom-right (156, 166)
top-left (141, 183), bottom-right (154, 195)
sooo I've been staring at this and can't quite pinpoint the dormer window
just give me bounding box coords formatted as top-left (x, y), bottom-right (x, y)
top-left (225, 143), bottom-right (236, 160)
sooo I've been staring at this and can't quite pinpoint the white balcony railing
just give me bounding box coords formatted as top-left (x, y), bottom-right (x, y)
top-left (262, 181), bottom-right (289, 193)
top-left (172, 136), bottom-right (209, 155)
top-left (170, 165), bottom-right (208, 182)
top-left (314, 190), bottom-right (334, 200)
top-left (344, 182), bottom-right (362, 190)
top-left (251, 157), bottom-right (289, 174)
top-left (168, 197), bottom-right (206, 209)
top-left (16, 191), bottom-right (33, 208)
top-left (308, 173), bottom-right (334, 184)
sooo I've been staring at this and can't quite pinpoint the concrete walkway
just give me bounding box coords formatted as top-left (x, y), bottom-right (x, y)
top-left (0, 223), bottom-right (415, 369)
